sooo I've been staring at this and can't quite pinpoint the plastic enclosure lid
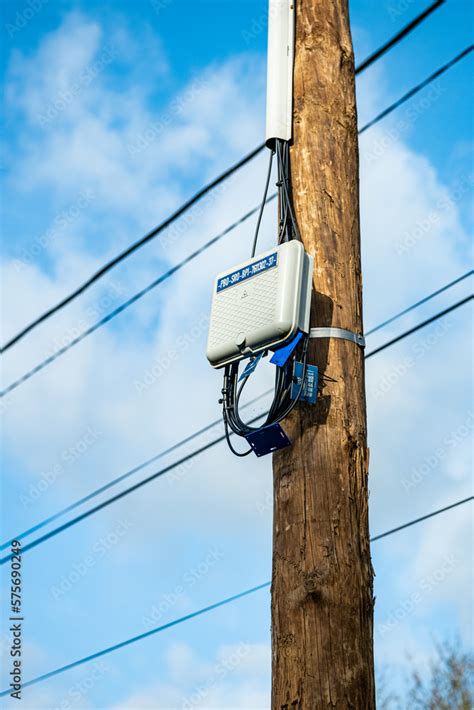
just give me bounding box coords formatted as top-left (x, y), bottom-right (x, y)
top-left (206, 240), bottom-right (312, 369)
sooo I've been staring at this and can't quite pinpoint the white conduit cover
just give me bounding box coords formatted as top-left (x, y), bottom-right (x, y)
top-left (265, 0), bottom-right (295, 147)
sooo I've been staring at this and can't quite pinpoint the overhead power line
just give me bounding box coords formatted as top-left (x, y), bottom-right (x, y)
top-left (355, 0), bottom-right (445, 74)
top-left (0, 409), bottom-right (267, 564)
top-left (2, 42), bottom-right (472, 399)
top-left (1, 1), bottom-right (447, 355)
top-left (365, 270), bottom-right (472, 335)
top-left (2, 493), bottom-right (470, 697)
top-left (365, 295), bottom-right (472, 360)
top-left (1, 293), bottom-right (471, 564)
top-left (1, 273), bottom-right (471, 552)
top-left (0, 197), bottom-right (275, 398)
top-left (359, 44), bottom-right (473, 135)
top-left (370, 496), bottom-right (473, 542)
top-left (0, 389), bottom-right (273, 551)
top-left (1, 145), bottom-right (266, 354)
top-left (0, 581), bottom-right (272, 697)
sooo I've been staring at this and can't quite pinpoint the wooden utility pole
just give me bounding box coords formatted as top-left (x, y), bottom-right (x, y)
top-left (271, 1), bottom-right (375, 708)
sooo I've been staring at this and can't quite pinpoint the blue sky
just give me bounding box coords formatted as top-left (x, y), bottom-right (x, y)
top-left (0, 0), bottom-right (472, 708)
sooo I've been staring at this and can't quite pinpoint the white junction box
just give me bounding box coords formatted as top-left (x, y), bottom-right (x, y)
top-left (207, 240), bottom-right (313, 368)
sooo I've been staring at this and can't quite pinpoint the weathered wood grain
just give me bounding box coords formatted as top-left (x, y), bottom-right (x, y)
top-left (271, 1), bottom-right (375, 707)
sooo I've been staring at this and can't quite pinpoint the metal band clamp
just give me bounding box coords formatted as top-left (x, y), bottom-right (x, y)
top-left (309, 327), bottom-right (366, 348)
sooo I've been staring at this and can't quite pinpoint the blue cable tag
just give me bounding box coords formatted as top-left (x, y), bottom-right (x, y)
top-left (245, 423), bottom-right (291, 457)
top-left (270, 332), bottom-right (303, 367)
top-left (291, 362), bottom-right (318, 403)
top-left (238, 352), bottom-right (264, 381)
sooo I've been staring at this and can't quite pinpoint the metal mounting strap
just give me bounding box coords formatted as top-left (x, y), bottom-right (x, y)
top-left (309, 327), bottom-right (366, 348)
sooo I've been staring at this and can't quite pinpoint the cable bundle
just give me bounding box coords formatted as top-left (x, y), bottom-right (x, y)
top-left (221, 336), bottom-right (309, 456)
top-left (276, 138), bottom-right (301, 245)
top-left (222, 139), bottom-right (308, 456)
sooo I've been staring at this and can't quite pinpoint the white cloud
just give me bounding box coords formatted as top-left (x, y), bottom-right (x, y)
top-left (2, 6), bottom-right (471, 559)
top-left (113, 642), bottom-right (270, 709)
top-left (1, 9), bottom-right (472, 709)
top-left (6, 12), bottom-right (103, 124)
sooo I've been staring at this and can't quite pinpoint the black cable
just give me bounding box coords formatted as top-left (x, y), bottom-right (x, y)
top-left (277, 140), bottom-right (300, 242)
top-left (365, 269), bottom-right (472, 335)
top-left (355, 0), bottom-right (446, 74)
top-left (222, 335), bottom-right (308, 443)
top-left (10, 269), bottom-right (466, 549)
top-left (2, 45), bottom-right (471, 398)
top-left (370, 496), bottom-right (473, 542)
top-left (1, 2), bottom-right (447, 355)
top-left (223, 79), bottom-right (473, 451)
top-left (2, 493), bottom-right (470, 697)
top-left (2, 293), bottom-right (470, 563)
top-left (0, 196), bottom-right (277, 398)
top-left (1, 145), bottom-right (266, 353)
top-left (276, 140), bottom-right (288, 243)
top-left (276, 142), bottom-right (289, 243)
top-left (0, 581), bottom-right (273, 698)
top-left (251, 149), bottom-right (274, 258)
top-left (223, 136), bottom-right (306, 451)
top-left (0, 409), bottom-right (269, 565)
top-left (2, 288), bottom-right (470, 552)
top-left (365, 295), bottom-right (473, 360)
top-left (223, 416), bottom-right (253, 457)
top-left (359, 45), bottom-right (473, 135)
top-left (0, 389), bottom-right (274, 551)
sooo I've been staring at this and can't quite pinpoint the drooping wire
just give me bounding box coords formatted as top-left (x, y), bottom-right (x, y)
top-left (369, 496), bottom-right (473, 541)
top-left (223, 416), bottom-right (253, 457)
top-left (365, 295), bottom-right (473, 360)
top-left (354, 0), bottom-right (445, 74)
top-left (251, 149), bottom-right (274, 258)
top-left (1, 0), bottom-right (447, 354)
top-left (2, 44), bottom-right (472, 397)
top-left (0, 408), bottom-right (269, 565)
top-left (222, 136), bottom-right (306, 452)
top-left (365, 269), bottom-right (473, 336)
top-left (2, 271), bottom-right (468, 551)
top-left (0, 581), bottom-right (273, 697)
top-left (251, 138), bottom-right (299, 256)
top-left (2, 493), bottom-right (470, 697)
top-left (359, 44), bottom-right (473, 135)
top-left (1, 290), bottom-right (471, 562)
top-left (221, 335), bottom-right (309, 446)
top-left (0, 389), bottom-right (274, 551)
top-left (1, 145), bottom-right (266, 353)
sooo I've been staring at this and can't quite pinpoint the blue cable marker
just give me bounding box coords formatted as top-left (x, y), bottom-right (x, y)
top-left (270, 331), bottom-right (303, 367)
top-left (238, 352), bottom-right (264, 381)
top-left (291, 362), bottom-right (318, 404)
top-left (245, 423), bottom-right (291, 456)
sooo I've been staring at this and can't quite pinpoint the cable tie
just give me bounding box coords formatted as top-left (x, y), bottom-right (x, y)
top-left (309, 327), bottom-right (366, 348)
